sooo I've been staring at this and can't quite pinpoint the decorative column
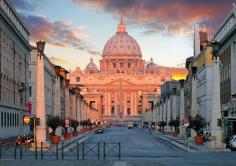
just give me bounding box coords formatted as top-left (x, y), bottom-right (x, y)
top-left (134, 92), bottom-right (137, 116)
top-left (191, 66), bottom-right (198, 118)
top-left (108, 92), bottom-right (111, 116)
top-left (35, 41), bottom-right (46, 143)
top-left (124, 92), bottom-right (127, 116)
top-left (163, 98), bottom-right (166, 125)
top-left (159, 100), bottom-right (162, 122)
top-left (209, 42), bottom-right (224, 150)
top-left (115, 91), bottom-right (118, 116)
top-left (104, 92), bottom-right (108, 115)
top-left (167, 95), bottom-right (171, 129)
top-left (65, 79), bottom-right (70, 119)
top-left (179, 79), bottom-right (185, 137)
top-left (172, 88), bottom-right (177, 120)
top-left (131, 92), bottom-right (134, 115)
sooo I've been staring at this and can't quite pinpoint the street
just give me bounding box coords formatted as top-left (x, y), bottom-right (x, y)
top-left (85, 127), bottom-right (184, 157)
top-left (1, 127), bottom-right (236, 166)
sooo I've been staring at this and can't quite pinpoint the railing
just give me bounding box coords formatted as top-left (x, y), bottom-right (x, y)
top-left (0, 141), bottom-right (121, 160)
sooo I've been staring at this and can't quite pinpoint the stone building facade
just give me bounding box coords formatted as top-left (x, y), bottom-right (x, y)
top-left (69, 18), bottom-right (187, 125)
top-left (0, 0), bottom-right (31, 139)
top-left (214, 3), bottom-right (236, 139)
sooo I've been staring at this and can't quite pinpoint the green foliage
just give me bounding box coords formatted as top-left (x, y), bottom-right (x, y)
top-left (71, 119), bottom-right (79, 130)
top-left (47, 116), bottom-right (63, 131)
top-left (189, 114), bottom-right (206, 136)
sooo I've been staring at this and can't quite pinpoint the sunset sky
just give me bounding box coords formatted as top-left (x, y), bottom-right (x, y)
top-left (10, 0), bottom-right (235, 70)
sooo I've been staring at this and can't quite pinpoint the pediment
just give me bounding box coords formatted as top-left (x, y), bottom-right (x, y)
top-left (105, 78), bottom-right (134, 86)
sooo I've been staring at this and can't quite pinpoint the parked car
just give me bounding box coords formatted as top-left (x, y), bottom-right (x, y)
top-left (95, 128), bottom-right (104, 134)
top-left (229, 135), bottom-right (236, 149)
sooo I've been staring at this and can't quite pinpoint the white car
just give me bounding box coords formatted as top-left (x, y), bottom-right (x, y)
top-left (229, 135), bottom-right (236, 149)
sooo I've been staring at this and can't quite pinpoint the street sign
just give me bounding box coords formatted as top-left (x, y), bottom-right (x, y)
top-left (23, 115), bottom-right (30, 124)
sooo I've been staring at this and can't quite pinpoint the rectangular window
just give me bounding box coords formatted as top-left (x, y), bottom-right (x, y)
top-left (29, 71), bottom-right (31, 79)
top-left (76, 77), bottom-right (80, 82)
top-left (29, 86), bottom-right (32, 97)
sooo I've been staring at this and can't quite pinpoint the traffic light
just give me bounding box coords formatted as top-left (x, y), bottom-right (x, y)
top-left (217, 118), bottom-right (222, 128)
top-left (35, 117), bottom-right (40, 126)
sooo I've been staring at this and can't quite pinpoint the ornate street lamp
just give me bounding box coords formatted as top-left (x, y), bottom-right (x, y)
top-left (211, 40), bottom-right (220, 59)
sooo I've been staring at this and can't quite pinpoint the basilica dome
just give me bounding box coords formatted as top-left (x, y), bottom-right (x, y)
top-left (85, 58), bottom-right (99, 73)
top-left (102, 17), bottom-right (142, 57)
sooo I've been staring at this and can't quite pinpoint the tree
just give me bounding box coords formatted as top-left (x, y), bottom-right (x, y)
top-left (47, 116), bottom-right (63, 136)
top-left (189, 114), bottom-right (206, 136)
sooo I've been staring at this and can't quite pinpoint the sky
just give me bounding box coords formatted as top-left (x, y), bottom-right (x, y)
top-left (9, 0), bottom-right (235, 71)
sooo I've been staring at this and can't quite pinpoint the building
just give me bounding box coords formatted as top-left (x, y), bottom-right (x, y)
top-left (214, 3), bottom-right (236, 140)
top-left (0, 0), bottom-right (31, 139)
top-left (158, 81), bottom-right (181, 129)
top-left (69, 17), bottom-right (187, 125)
top-left (193, 47), bottom-right (213, 126)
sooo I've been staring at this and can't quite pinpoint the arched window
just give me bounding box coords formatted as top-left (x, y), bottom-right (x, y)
top-left (113, 63), bottom-right (116, 68)
top-left (1, 112), bottom-right (3, 127)
top-left (4, 112), bottom-right (6, 127)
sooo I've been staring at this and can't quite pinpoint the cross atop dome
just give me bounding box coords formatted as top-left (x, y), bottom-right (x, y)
top-left (117, 16), bottom-right (126, 33)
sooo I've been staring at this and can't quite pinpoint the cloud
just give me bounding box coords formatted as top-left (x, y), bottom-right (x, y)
top-left (9, 0), bottom-right (34, 11)
top-left (72, 0), bottom-right (234, 36)
top-left (20, 14), bottom-right (100, 56)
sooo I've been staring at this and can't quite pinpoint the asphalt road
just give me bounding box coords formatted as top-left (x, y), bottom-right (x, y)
top-left (85, 127), bottom-right (185, 157)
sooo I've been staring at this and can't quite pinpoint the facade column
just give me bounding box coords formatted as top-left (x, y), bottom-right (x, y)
top-left (134, 92), bottom-right (137, 116)
top-left (209, 46), bottom-right (224, 149)
top-left (158, 101), bottom-right (162, 122)
top-left (131, 92), bottom-right (134, 115)
top-left (115, 91), bottom-right (118, 116)
top-left (104, 92), bottom-right (108, 115)
top-left (65, 85), bottom-right (69, 119)
top-left (124, 92), bottom-right (127, 116)
top-left (172, 94), bottom-right (177, 120)
top-left (191, 73), bottom-right (197, 118)
top-left (163, 99), bottom-right (166, 125)
top-left (108, 92), bottom-right (111, 116)
top-left (167, 96), bottom-right (171, 129)
top-left (35, 42), bottom-right (46, 143)
top-left (179, 80), bottom-right (185, 137)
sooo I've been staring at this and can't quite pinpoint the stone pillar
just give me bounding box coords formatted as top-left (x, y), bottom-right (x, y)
top-left (179, 80), bottom-right (185, 137)
top-left (163, 99), bottom-right (166, 124)
top-left (131, 92), bottom-right (134, 115)
top-left (134, 92), bottom-right (137, 116)
top-left (108, 92), bottom-right (111, 116)
top-left (158, 101), bottom-right (162, 122)
top-left (167, 96), bottom-right (171, 129)
top-left (54, 77), bottom-right (61, 117)
top-left (124, 92), bottom-right (127, 116)
top-left (191, 72), bottom-right (197, 118)
top-left (172, 88), bottom-right (177, 120)
top-left (104, 92), bottom-right (108, 115)
top-left (115, 92), bottom-right (118, 116)
top-left (35, 42), bottom-right (46, 143)
top-left (65, 86), bottom-right (69, 119)
top-left (209, 49), bottom-right (224, 150)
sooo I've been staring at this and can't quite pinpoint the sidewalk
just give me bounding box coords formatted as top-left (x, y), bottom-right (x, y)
top-left (150, 129), bottom-right (231, 152)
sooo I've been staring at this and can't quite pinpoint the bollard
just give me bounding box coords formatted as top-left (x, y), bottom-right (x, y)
top-left (98, 142), bottom-right (100, 160)
top-left (82, 142), bottom-right (84, 160)
top-left (77, 143), bottom-right (79, 160)
top-left (41, 142), bottom-right (43, 160)
top-left (56, 143), bottom-right (59, 160)
top-left (35, 142), bottom-right (37, 160)
top-left (103, 142), bottom-right (105, 160)
top-left (61, 142), bottom-right (64, 160)
top-left (119, 143), bottom-right (121, 160)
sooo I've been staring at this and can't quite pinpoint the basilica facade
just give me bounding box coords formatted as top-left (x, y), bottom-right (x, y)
top-left (69, 17), bottom-right (187, 124)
